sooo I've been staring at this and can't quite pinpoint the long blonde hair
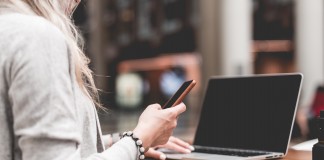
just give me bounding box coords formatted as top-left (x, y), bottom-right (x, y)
top-left (0, 0), bottom-right (100, 107)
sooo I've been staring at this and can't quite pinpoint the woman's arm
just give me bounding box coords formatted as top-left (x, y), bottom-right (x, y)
top-left (103, 133), bottom-right (195, 159)
top-left (8, 15), bottom-right (138, 160)
top-left (102, 133), bottom-right (122, 148)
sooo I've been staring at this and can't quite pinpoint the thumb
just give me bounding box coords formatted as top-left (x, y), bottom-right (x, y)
top-left (145, 148), bottom-right (167, 160)
top-left (166, 103), bottom-right (186, 117)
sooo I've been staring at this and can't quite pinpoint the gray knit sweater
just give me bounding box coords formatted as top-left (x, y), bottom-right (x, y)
top-left (0, 12), bottom-right (137, 160)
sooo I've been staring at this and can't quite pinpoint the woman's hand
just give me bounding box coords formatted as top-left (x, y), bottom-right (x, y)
top-left (145, 136), bottom-right (194, 160)
top-left (133, 103), bottom-right (186, 150)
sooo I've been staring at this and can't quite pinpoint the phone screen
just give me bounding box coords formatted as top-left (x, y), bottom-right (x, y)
top-left (162, 80), bottom-right (196, 109)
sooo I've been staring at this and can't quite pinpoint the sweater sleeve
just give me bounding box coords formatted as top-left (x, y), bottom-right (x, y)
top-left (102, 133), bottom-right (123, 148)
top-left (7, 15), bottom-right (138, 160)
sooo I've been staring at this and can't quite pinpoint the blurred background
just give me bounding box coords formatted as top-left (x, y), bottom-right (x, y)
top-left (73, 0), bottom-right (324, 144)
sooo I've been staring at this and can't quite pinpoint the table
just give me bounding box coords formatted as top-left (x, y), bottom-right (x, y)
top-left (283, 149), bottom-right (311, 160)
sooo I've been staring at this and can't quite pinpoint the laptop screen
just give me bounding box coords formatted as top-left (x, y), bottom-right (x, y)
top-left (194, 74), bottom-right (302, 153)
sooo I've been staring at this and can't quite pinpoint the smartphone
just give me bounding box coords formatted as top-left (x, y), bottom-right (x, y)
top-left (162, 80), bottom-right (196, 109)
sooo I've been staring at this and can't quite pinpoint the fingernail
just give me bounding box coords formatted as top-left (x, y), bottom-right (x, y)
top-left (189, 146), bottom-right (195, 151)
top-left (185, 149), bottom-right (191, 153)
top-left (160, 154), bottom-right (166, 160)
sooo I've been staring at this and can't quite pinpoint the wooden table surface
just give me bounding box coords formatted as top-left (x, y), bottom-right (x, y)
top-left (283, 149), bottom-right (311, 160)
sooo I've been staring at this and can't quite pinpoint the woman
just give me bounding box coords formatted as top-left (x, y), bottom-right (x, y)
top-left (0, 0), bottom-right (194, 159)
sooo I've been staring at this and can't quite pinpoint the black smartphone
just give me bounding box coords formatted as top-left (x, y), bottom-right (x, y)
top-left (162, 80), bottom-right (196, 109)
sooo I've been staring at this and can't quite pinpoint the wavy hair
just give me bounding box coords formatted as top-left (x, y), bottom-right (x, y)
top-left (0, 0), bottom-right (101, 107)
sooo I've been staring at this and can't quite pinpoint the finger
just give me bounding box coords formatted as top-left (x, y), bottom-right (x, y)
top-left (169, 137), bottom-right (194, 151)
top-left (156, 103), bottom-right (162, 110)
top-left (145, 148), bottom-right (167, 160)
top-left (163, 141), bottom-right (191, 154)
top-left (166, 103), bottom-right (186, 117)
top-left (148, 103), bottom-right (162, 110)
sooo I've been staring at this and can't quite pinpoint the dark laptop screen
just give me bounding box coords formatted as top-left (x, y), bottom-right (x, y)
top-left (194, 74), bottom-right (302, 153)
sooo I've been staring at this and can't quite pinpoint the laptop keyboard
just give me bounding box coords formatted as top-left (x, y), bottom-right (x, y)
top-left (194, 147), bottom-right (271, 157)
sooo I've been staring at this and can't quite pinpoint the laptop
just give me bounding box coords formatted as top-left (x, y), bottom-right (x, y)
top-left (166, 73), bottom-right (303, 160)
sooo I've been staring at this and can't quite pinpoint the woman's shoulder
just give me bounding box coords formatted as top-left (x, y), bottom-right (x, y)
top-left (0, 13), bottom-right (69, 69)
top-left (0, 13), bottom-right (68, 61)
top-left (0, 13), bottom-right (65, 43)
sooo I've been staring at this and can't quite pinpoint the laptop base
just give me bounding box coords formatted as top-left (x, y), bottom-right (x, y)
top-left (166, 152), bottom-right (283, 160)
